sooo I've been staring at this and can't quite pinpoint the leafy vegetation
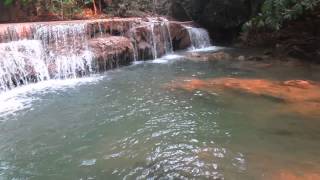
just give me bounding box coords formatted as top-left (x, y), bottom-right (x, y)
top-left (245, 0), bottom-right (320, 30)
top-left (2, 0), bottom-right (105, 19)
top-left (1, 0), bottom-right (157, 20)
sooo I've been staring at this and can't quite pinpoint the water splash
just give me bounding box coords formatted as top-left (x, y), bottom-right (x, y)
top-left (0, 40), bottom-right (49, 91)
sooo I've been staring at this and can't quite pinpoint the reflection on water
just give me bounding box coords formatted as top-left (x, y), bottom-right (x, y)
top-left (0, 50), bottom-right (320, 179)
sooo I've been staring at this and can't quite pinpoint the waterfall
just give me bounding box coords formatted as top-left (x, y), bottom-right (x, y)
top-left (0, 22), bottom-right (95, 91)
top-left (186, 27), bottom-right (211, 49)
top-left (34, 23), bottom-right (93, 79)
top-left (150, 23), bottom-right (158, 59)
top-left (130, 18), bottom-right (174, 61)
top-left (0, 40), bottom-right (49, 91)
top-left (129, 27), bottom-right (139, 62)
top-left (0, 18), bottom-right (212, 92)
top-left (97, 21), bottom-right (104, 37)
top-left (161, 19), bottom-right (173, 54)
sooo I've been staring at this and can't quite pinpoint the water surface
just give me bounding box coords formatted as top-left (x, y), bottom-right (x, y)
top-left (0, 49), bottom-right (320, 179)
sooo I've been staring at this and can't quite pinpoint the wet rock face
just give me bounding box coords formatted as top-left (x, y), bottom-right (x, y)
top-left (169, 0), bottom-right (265, 43)
top-left (169, 22), bottom-right (192, 50)
top-left (89, 36), bottom-right (134, 71)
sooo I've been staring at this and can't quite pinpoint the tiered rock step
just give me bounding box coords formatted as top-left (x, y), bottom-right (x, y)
top-left (0, 17), bottom-right (195, 62)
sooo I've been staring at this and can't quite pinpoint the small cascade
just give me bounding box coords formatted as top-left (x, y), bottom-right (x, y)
top-left (0, 40), bottom-right (49, 91)
top-left (0, 22), bottom-right (95, 91)
top-left (129, 18), bottom-right (174, 61)
top-left (186, 27), bottom-right (211, 49)
top-left (35, 23), bottom-right (93, 79)
top-left (0, 17), bottom-right (211, 92)
top-left (159, 17), bottom-right (173, 54)
top-left (129, 25), bottom-right (139, 62)
top-left (97, 21), bottom-right (104, 37)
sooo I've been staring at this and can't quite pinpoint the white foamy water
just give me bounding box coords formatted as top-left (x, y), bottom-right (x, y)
top-left (0, 23), bottom-right (96, 92)
top-left (35, 23), bottom-right (94, 79)
top-left (81, 159), bottom-right (97, 166)
top-left (162, 54), bottom-right (184, 60)
top-left (0, 40), bottom-right (50, 91)
top-left (0, 76), bottom-right (102, 122)
top-left (150, 54), bottom-right (184, 64)
top-left (189, 46), bottom-right (224, 52)
top-left (185, 27), bottom-right (212, 50)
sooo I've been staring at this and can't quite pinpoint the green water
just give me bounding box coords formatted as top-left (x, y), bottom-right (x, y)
top-left (0, 51), bottom-right (320, 179)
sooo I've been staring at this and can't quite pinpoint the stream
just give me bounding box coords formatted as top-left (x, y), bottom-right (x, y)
top-left (0, 49), bottom-right (319, 179)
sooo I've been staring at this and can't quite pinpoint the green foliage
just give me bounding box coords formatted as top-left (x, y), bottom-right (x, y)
top-left (49, 0), bottom-right (82, 18)
top-left (3, 0), bottom-right (14, 5)
top-left (2, 0), bottom-right (98, 19)
top-left (3, 0), bottom-right (30, 5)
top-left (245, 0), bottom-right (320, 30)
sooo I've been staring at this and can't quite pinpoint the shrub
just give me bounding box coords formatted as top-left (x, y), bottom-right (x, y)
top-left (244, 0), bottom-right (320, 31)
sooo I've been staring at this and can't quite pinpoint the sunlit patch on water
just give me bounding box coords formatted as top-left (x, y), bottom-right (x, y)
top-left (0, 161), bottom-right (11, 176)
top-left (81, 159), bottom-right (97, 166)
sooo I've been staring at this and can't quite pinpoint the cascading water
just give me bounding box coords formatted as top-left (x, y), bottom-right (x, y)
top-left (35, 23), bottom-right (93, 79)
top-left (0, 40), bottom-right (49, 91)
top-left (0, 22), bottom-right (95, 91)
top-left (0, 17), bottom-right (211, 92)
top-left (129, 26), bottom-right (139, 62)
top-left (186, 27), bottom-right (212, 49)
top-left (160, 19), bottom-right (174, 54)
top-left (130, 18), bottom-right (174, 61)
top-left (150, 23), bottom-right (158, 59)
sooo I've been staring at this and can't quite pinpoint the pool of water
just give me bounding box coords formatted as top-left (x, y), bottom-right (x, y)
top-left (0, 49), bottom-right (320, 179)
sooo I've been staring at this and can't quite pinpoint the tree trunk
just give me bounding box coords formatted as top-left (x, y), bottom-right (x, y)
top-left (61, 0), bottom-right (64, 19)
top-left (93, 0), bottom-right (98, 15)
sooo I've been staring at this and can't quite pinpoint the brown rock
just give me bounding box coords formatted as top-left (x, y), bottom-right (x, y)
top-left (169, 22), bottom-right (192, 50)
top-left (89, 36), bottom-right (134, 71)
top-left (186, 51), bottom-right (232, 62)
top-left (168, 77), bottom-right (320, 118)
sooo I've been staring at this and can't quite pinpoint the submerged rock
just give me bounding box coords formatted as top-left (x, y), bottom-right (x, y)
top-left (184, 51), bottom-right (234, 62)
top-left (168, 77), bottom-right (320, 118)
top-left (270, 170), bottom-right (320, 180)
